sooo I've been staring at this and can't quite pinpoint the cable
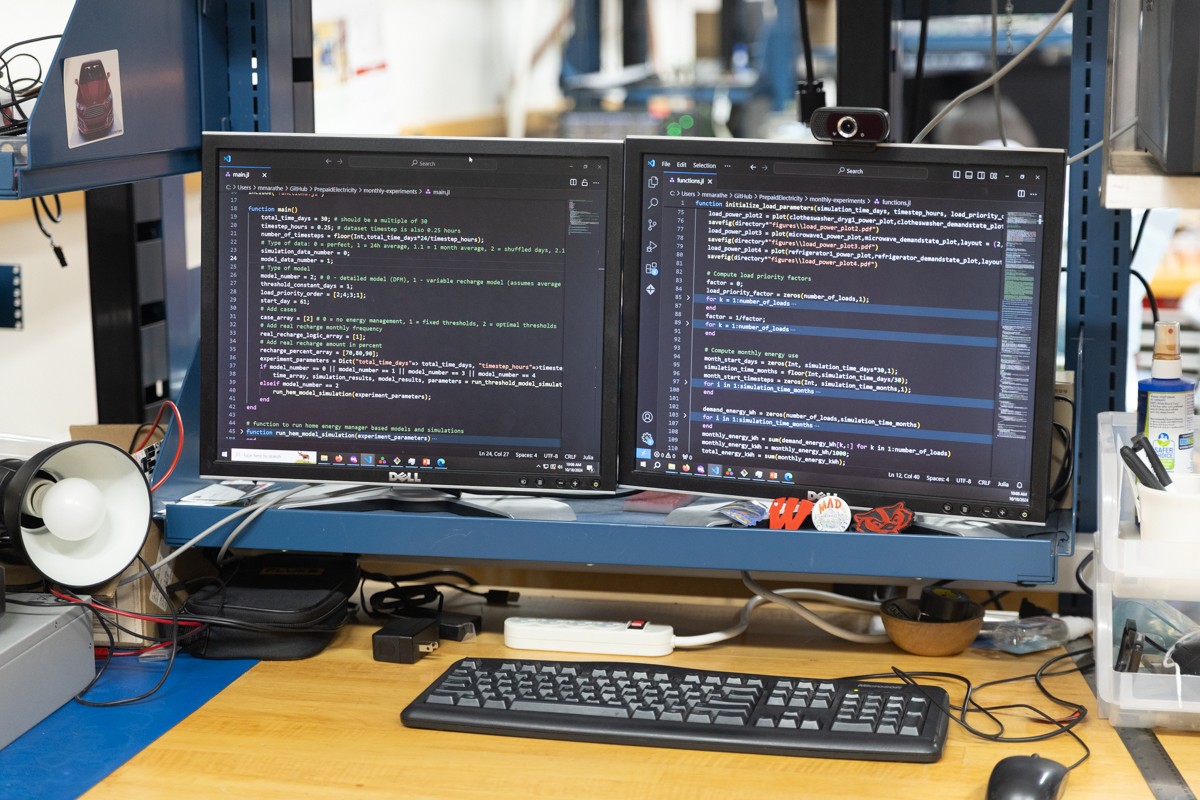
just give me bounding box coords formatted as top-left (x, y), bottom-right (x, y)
top-left (671, 572), bottom-right (890, 648)
top-left (1066, 116), bottom-right (1138, 165)
top-left (673, 581), bottom-right (885, 648)
top-left (31, 194), bottom-right (68, 267)
top-left (990, 0), bottom-right (1008, 146)
top-left (912, 0), bottom-right (1073, 144)
top-left (796, 0), bottom-right (815, 91)
top-left (908, 0), bottom-right (931, 143)
top-left (63, 556), bottom-right (184, 707)
top-left (117, 483), bottom-right (311, 587)
top-left (845, 647), bottom-right (1093, 769)
top-left (1074, 550), bottom-right (1093, 596)
top-left (146, 399), bottom-right (184, 492)
top-left (216, 484), bottom-right (313, 562)
top-left (0, 34), bottom-right (60, 126)
top-left (1130, 268), bottom-right (1160, 326)
top-left (1128, 209), bottom-right (1160, 324)
top-left (127, 422), bottom-right (165, 453)
top-left (1048, 395), bottom-right (1075, 501)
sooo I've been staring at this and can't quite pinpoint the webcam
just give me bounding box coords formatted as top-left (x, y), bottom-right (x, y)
top-left (809, 107), bottom-right (891, 145)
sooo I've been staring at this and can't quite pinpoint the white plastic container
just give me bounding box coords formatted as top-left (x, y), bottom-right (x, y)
top-left (1136, 474), bottom-right (1200, 542)
top-left (1095, 412), bottom-right (1200, 729)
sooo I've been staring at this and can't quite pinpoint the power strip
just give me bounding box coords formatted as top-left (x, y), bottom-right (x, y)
top-left (504, 616), bottom-right (675, 656)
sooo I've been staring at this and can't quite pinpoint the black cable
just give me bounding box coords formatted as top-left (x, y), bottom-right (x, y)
top-left (127, 422), bottom-right (165, 452)
top-left (0, 34), bottom-right (59, 125)
top-left (1049, 395), bottom-right (1075, 501)
top-left (796, 0), bottom-right (815, 87)
top-left (75, 555), bottom-right (181, 707)
top-left (1074, 550), bottom-right (1093, 596)
top-left (844, 648), bottom-right (1093, 769)
top-left (31, 193), bottom-right (68, 267)
top-left (1130, 268), bottom-right (1159, 326)
top-left (908, 0), bottom-right (931, 143)
top-left (362, 582), bottom-right (445, 619)
top-left (361, 567), bottom-right (482, 586)
top-left (1131, 209), bottom-right (1152, 261)
top-left (1129, 211), bottom-right (1159, 324)
top-left (1049, 421), bottom-right (1074, 499)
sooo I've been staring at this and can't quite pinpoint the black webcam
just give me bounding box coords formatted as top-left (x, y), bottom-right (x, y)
top-left (809, 107), bottom-right (891, 144)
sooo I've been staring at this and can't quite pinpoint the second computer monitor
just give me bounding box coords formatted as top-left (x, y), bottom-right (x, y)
top-left (620, 136), bottom-right (1066, 524)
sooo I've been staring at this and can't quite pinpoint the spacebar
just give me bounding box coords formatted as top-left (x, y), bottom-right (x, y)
top-left (509, 700), bottom-right (632, 718)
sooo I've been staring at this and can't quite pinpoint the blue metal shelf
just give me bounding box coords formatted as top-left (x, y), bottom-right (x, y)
top-left (157, 352), bottom-right (1061, 585)
top-left (2, 0), bottom-right (312, 199)
top-left (162, 500), bottom-right (1060, 584)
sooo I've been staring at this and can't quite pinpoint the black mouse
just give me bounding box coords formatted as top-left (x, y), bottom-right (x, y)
top-left (986, 754), bottom-right (1069, 800)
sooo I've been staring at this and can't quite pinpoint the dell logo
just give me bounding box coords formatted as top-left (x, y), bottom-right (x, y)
top-left (388, 471), bottom-right (423, 483)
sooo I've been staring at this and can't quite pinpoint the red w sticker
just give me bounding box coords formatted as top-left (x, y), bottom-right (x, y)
top-left (768, 497), bottom-right (814, 530)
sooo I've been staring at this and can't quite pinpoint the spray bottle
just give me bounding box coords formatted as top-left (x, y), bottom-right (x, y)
top-left (1136, 321), bottom-right (1195, 474)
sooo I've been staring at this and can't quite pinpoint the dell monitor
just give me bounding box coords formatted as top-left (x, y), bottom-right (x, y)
top-left (200, 133), bottom-right (622, 500)
top-left (620, 136), bottom-right (1066, 524)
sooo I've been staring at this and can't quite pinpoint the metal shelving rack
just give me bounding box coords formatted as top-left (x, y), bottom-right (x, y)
top-left (2, 0), bottom-right (314, 424)
top-left (9, 1), bottom-right (1139, 584)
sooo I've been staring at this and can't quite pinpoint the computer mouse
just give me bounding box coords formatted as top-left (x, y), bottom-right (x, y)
top-left (986, 754), bottom-right (1069, 800)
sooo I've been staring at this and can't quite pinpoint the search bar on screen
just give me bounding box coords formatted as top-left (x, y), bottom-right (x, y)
top-left (773, 163), bottom-right (928, 180)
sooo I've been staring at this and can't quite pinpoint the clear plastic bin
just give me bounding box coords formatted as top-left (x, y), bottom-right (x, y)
top-left (1094, 412), bottom-right (1200, 729)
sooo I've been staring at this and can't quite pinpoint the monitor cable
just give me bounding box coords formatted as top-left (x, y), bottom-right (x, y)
top-left (912, 0), bottom-right (1073, 144)
top-left (672, 571), bottom-right (891, 648)
top-left (907, 0), bottom-right (931, 143)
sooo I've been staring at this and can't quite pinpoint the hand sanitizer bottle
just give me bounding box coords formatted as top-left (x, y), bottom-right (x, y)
top-left (1136, 321), bottom-right (1195, 474)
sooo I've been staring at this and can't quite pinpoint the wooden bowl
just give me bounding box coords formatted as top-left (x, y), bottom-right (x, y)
top-left (880, 598), bottom-right (984, 657)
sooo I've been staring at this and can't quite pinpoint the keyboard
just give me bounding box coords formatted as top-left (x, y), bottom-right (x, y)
top-left (401, 657), bottom-right (950, 762)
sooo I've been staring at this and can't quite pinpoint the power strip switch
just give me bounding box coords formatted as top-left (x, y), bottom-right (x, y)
top-left (504, 616), bottom-right (675, 657)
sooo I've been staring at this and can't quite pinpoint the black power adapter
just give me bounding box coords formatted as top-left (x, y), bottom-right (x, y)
top-left (372, 617), bottom-right (440, 664)
top-left (400, 608), bottom-right (483, 641)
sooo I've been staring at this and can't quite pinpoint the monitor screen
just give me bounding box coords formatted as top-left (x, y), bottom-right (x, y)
top-left (620, 136), bottom-right (1066, 524)
top-left (200, 133), bottom-right (622, 495)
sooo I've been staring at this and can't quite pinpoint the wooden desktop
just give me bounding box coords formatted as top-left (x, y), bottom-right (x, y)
top-left (75, 587), bottom-right (1199, 799)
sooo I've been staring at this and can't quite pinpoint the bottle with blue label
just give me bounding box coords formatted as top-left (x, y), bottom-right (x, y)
top-left (1136, 321), bottom-right (1195, 474)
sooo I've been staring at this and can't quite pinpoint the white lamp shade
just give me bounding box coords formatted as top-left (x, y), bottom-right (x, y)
top-left (5, 441), bottom-right (151, 588)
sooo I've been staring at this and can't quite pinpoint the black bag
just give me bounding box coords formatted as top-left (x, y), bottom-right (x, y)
top-left (181, 553), bottom-right (360, 660)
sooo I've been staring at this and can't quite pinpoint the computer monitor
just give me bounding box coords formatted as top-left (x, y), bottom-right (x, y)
top-left (199, 133), bottom-right (622, 499)
top-left (620, 136), bottom-right (1066, 524)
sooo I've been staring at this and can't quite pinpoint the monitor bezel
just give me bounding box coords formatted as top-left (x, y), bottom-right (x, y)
top-left (617, 135), bottom-right (1067, 524)
top-left (199, 132), bottom-right (624, 495)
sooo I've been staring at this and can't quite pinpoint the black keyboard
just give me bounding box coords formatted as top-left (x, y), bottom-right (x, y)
top-left (401, 657), bottom-right (950, 762)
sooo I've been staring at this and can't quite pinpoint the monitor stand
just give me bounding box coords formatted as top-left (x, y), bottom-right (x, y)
top-left (278, 485), bottom-right (576, 521)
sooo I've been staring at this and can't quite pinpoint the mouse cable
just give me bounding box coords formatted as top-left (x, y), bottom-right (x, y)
top-left (843, 649), bottom-right (1092, 770)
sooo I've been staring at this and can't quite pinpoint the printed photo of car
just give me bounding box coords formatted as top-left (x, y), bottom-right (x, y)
top-left (74, 59), bottom-right (114, 139)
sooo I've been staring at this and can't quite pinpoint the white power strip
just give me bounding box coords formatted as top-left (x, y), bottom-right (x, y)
top-left (504, 616), bottom-right (675, 656)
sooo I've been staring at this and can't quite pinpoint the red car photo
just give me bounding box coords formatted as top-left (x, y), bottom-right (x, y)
top-left (74, 59), bottom-right (114, 139)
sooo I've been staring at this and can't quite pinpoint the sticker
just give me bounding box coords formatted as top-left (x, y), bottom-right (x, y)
top-left (768, 496), bottom-right (814, 530)
top-left (812, 494), bottom-right (851, 531)
top-left (853, 501), bottom-right (915, 533)
top-left (62, 49), bottom-right (125, 148)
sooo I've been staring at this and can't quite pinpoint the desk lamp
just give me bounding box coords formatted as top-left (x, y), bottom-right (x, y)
top-left (0, 440), bottom-right (150, 588)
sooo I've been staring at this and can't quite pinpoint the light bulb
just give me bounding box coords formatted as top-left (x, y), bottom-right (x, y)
top-left (39, 477), bottom-right (107, 542)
